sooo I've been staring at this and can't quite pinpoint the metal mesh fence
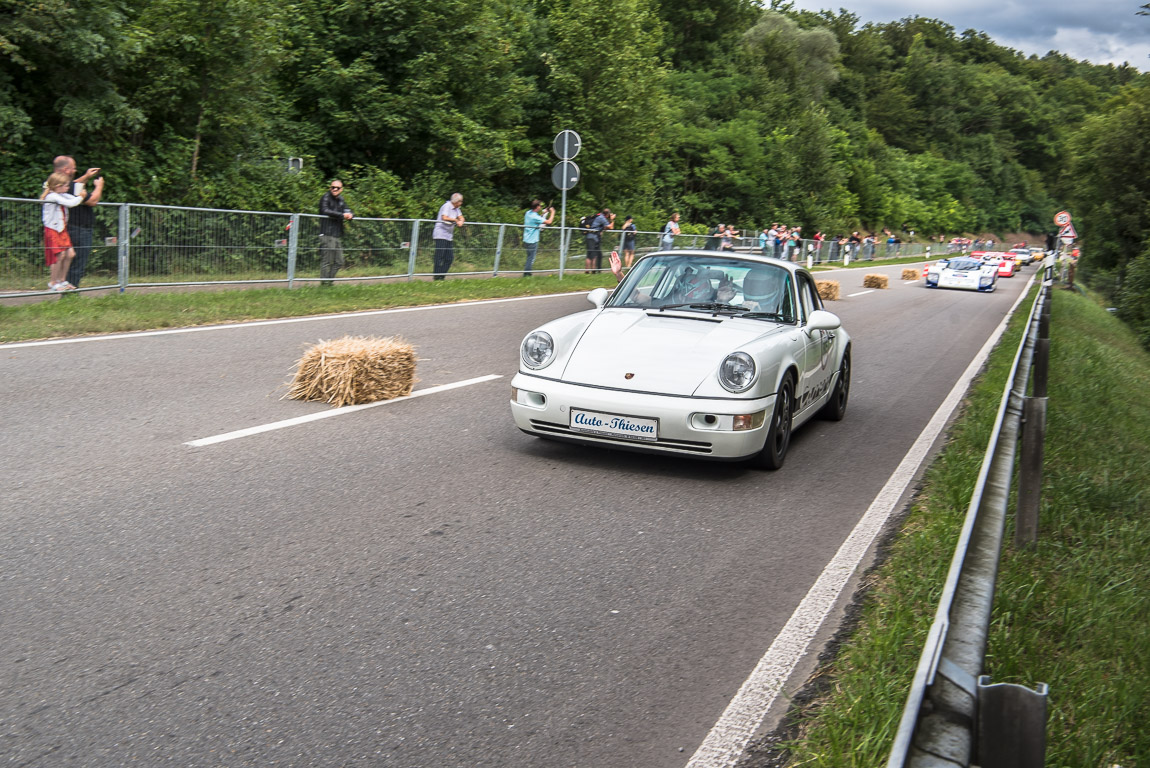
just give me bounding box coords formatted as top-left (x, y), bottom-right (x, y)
top-left (125, 204), bottom-right (294, 283)
top-left (1, 196), bottom-right (956, 297)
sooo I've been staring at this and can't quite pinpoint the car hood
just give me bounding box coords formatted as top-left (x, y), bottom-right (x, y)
top-left (560, 309), bottom-right (784, 395)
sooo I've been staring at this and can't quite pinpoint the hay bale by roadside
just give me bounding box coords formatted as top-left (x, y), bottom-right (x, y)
top-left (863, 273), bottom-right (889, 289)
top-left (902, 268), bottom-right (919, 280)
top-left (816, 280), bottom-right (840, 301)
top-left (286, 335), bottom-right (417, 407)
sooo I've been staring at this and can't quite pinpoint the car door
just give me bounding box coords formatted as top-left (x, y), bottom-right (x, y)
top-left (797, 273), bottom-right (834, 412)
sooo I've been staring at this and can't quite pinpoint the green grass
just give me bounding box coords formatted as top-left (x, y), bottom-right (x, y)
top-left (776, 287), bottom-right (1150, 767)
top-left (0, 273), bottom-right (618, 343)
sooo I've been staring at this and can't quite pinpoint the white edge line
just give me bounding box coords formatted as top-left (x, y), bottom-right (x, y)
top-left (2, 292), bottom-right (589, 349)
top-left (185, 374), bottom-right (502, 447)
top-left (685, 274), bottom-right (1036, 768)
top-left (847, 289), bottom-right (875, 297)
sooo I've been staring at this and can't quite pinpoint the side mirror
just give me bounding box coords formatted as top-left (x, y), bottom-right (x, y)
top-left (588, 287), bottom-right (609, 309)
top-left (806, 309), bottom-right (841, 332)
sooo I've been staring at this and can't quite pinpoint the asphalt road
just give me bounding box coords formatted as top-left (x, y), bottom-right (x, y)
top-left (0, 264), bottom-right (1032, 767)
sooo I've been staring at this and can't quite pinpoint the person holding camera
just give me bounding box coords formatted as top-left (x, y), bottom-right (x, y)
top-left (584, 207), bottom-right (614, 273)
top-left (53, 156), bottom-right (103, 289)
top-left (522, 199), bottom-right (554, 277)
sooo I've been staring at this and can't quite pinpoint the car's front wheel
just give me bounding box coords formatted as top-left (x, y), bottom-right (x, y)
top-left (755, 375), bottom-right (794, 470)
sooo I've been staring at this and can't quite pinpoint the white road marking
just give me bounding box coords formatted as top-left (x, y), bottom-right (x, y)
top-left (847, 289), bottom-right (875, 297)
top-left (185, 374), bottom-right (502, 447)
top-left (685, 274), bottom-right (1037, 768)
top-left (1, 293), bottom-right (587, 349)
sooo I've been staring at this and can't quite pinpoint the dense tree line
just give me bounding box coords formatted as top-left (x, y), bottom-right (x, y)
top-left (2, 0), bottom-right (1148, 337)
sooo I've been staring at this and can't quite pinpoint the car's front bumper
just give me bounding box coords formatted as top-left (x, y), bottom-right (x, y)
top-left (510, 372), bottom-right (775, 460)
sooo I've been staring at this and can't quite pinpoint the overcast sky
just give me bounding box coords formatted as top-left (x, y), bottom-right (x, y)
top-left (784, 0), bottom-right (1150, 70)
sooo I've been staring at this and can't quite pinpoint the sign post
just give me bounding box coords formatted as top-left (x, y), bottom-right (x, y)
top-left (552, 130), bottom-right (581, 278)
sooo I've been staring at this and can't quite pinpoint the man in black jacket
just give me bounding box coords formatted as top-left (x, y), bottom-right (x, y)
top-left (319, 180), bottom-right (353, 285)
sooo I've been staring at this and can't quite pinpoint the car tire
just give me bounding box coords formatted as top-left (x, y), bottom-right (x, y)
top-left (756, 375), bottom-right (794, 470)
top-left (819, 347), bottom-right (850, 421)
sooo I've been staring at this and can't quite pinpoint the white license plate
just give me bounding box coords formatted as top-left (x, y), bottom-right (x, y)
top-left (570, 409), bottom-right (658, 442)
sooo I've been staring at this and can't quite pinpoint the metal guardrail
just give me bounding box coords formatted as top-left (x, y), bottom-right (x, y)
top-left (2, 196), bottom-right (971, 298)
top-left (887, 264), bottom-right (1055, 768)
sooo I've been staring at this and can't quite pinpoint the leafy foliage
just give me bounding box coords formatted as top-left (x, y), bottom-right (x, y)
top-left (0, 0), bottom-right (1148, 273)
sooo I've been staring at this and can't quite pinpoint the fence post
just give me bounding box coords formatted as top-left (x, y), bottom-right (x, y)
top-left (117, 204), bottom-right (130, 293)
top-left (494, 224), bottom-right (505, 276)
top-left (407, 220), bottom-right (420, 280)
top-left (286, 213), bottom-right (300, 289)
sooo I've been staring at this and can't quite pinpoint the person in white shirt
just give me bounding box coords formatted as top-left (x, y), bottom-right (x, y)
top-left (40, 171), bottom-right (87, 291)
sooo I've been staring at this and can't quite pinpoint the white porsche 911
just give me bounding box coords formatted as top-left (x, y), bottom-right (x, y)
top-left (924, 256), bottom-right (999, 292)
top-left (509, 251), bottom-right (851, 469)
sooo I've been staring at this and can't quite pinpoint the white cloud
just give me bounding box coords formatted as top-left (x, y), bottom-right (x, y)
top-left (784, 0), bottom-right (1150, 70)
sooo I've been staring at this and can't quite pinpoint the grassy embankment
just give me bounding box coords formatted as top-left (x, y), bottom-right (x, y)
top-left (766, 287), bottom-right (1149, 767)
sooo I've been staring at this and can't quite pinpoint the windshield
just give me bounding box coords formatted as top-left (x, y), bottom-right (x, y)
top-left (947, 257), bottom-right (983, 271)
top-left (607, 254), bottom-right (797, 322)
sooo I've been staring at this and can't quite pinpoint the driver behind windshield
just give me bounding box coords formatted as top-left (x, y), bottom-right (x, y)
top-left (674, 265), bottom-right (736, 304)
top-left (741, 267), bottom-right (787, 313)
top-left (608, 252), bottom-right (737, 307)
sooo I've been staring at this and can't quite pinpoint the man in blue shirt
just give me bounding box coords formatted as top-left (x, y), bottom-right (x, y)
top-left (522, 200), bottom-right (555, 276)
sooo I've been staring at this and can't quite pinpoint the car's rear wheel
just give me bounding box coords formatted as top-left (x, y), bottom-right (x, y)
top-left (819, 348), bottom-right (850, 421)
top-left (755, 375), bottom-right (794, 470)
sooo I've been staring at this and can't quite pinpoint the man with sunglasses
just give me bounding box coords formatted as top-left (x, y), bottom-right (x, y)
top-left (318, 180), bottom-right (353, 286)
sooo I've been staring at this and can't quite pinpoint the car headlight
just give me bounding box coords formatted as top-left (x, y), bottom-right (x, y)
top-left (718, 352), bottom-right (756, 393)
top-left (521, 331), bottom-right (555, 369)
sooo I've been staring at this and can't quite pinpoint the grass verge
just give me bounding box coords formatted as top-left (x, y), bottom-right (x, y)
top-left (750, 287), bottom-right (1150, 767)
top-left (0, 273), bottom-right (618, 344)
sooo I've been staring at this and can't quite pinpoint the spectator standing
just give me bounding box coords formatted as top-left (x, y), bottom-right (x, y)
top-left (52, 156), bottom-right (103, 288)
top-left (847, 231), bottom-right (861, 261)
top-left (584, 207), bottom-right (614, 273)
top-left (704, 223), bottom-right (723, 251)
top-left (812, 230), bottom-right (824, 262)
top-left (788, 227), bottom-right (802, 260)
top-left (758, 228), bottom-right (769, 255)
top-left (660, 212), bottom-right (680, 252)
top-left (40, 171), bottom-right (86, 291)
top-left (720, 224), bottom-right (737, 251)
top-left (522, 199), bottom-right (554, 276)
top-left (432, 193), bottom-right (464, 280)
top-left (318, 179), bottom-right (353, 286)
top-left (620, 216), bottom-right (637, 268)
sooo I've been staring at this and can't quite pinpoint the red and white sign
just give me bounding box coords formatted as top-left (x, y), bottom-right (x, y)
top-left (1059, 223), bottom-right (1077, 240)
top-left (1054, 211), bottom-right (1072, 227)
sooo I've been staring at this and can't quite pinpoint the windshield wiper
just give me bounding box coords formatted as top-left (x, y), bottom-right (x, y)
top-left (656, 302), bottom-right (745, 314)
top-left (737, 311), bottom-right (793, 322)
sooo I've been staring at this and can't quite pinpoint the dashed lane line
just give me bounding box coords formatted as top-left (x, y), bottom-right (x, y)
top-left (185, 374), bottom-right (502, 447)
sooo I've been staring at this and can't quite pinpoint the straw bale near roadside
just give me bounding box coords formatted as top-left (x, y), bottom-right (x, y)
top-left (902, 268), bottom-right (920, 280)
top-left (286, 335), bottom-right (417, 407)
top-left (816, 280), bottom-right (840, 301)
top-left (863, 273), bottom-right (889, 289)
